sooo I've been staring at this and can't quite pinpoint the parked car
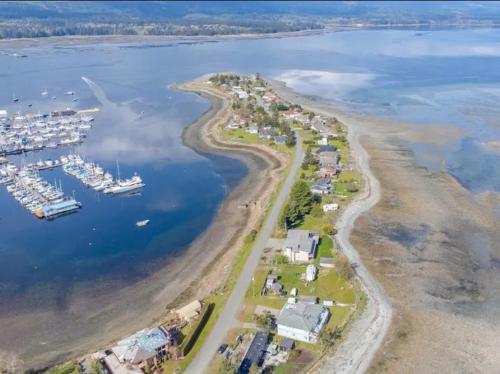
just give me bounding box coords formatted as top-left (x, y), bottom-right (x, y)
top-left (217, 343), bottom-right (228, 354)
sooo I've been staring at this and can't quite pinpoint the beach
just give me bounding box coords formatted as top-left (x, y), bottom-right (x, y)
top-left (270, 80), bottom-right (500, 373)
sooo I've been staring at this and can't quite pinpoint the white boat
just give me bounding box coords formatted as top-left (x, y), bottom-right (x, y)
top-left (103, 176), bottom-right (145, 195)
top-left (136, 219), bottom-right (150, 227)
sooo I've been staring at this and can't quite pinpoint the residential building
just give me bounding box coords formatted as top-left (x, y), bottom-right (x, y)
top-left (259, 127), bottom-right (273, 140)
top-left (317, 145), bottom-right (339, 177)
top-left (311, 178), bottom-right (332, 195)
top-left (310, 116), bottom-right (334, 136)
top-left (105, 326), bottom-right (174, 373)
top-left (238, 331), bottom-right (269, 373)
top-left (283, 229), bottom-right (319, 263)
top-left (276, 302), bottom-right (329, 343)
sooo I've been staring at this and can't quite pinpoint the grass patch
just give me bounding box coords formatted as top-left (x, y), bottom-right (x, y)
top-left (316, 235), bottom-right (333, 261)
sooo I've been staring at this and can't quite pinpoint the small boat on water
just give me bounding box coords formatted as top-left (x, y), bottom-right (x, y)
top-left (136, 219), bottom-right (150, 227)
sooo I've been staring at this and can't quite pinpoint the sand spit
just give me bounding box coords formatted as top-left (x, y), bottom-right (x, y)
top-left (270, 80), bottom-right (500, 373)
top-left (0, 78), bottom-right (288, 372)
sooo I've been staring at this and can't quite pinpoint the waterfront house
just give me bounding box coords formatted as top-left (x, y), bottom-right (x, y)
top-left (317, 145), bottom-right (339, 177)
top-left (311, 116), bottom-right (334, 136)
top-left (259, 127), bottom-right (273, 140)
top-left (238, 331), bottom-right (270, 373)
top-left (276, 302), bottom-right (329, 343)
top-left (105, 326), bottom-right (174, 373)
top-left (311, 178), bottom-right (332, 195)
top-left (283, 229), bottom-right (319, 263)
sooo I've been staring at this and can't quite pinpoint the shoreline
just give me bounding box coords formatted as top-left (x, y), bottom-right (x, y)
top-left (0, 28), bottom-right (329, 49)
top-left (270, 80), bottom-right (500, 372)
top-left (1, 23), bottom-right (499, 50)
top-left (268, 80), bottom-right (392, 373)
top-left (0, 76), bottom-right (289, 371)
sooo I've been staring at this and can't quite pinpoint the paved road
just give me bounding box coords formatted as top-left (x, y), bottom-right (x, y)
top-left (186, 132), bottom-right (303, 374)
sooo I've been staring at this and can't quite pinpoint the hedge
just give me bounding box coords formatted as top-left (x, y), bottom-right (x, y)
top-left (180, 302), bottom-right (214, 356)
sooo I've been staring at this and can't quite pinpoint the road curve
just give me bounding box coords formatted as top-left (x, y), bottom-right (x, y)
top-left (186, 132), bottom-right (303, 374)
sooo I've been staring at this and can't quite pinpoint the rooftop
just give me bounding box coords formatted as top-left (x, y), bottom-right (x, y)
top-left (284, 229), bottom-right (319, 255)
top-left (111, 327), bottom-right (169, 365)
top-left (277, 302), bottom-right (328, 333)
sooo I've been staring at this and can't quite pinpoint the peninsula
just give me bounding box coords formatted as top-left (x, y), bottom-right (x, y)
top-left (44, 74), bottom-right (373, 374)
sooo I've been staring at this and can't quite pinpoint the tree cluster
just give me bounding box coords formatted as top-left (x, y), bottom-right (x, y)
top-left (280, 180), bottom-right (314, 229)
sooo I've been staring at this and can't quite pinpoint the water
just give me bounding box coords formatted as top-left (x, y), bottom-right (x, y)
top-left (0, 28), bottom-right (499, 365)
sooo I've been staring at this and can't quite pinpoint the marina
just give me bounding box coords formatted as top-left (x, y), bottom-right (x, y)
top-left (0, 108), bottom-right (94, 156)
top-left (0, 162), bottom-right (80, 218)
top-left (61, 155), bottom-right (145, 195)
top-left (0, 104), bottom-right (145, 218)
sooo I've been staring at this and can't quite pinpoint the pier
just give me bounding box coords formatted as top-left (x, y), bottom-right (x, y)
top-left (0, 162), bottom-right (80, 218)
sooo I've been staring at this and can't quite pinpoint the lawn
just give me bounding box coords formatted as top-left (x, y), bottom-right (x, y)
top-left (250, 263), bottom-right (356, 306)
top-left (326, 305), bottom-right (352, 330)
top-left (297, 214), bottom-right (324, 231)
top-left (221, 127), bottom-right (262, 143)
top-left (316, 235), bottom-right (334, 260)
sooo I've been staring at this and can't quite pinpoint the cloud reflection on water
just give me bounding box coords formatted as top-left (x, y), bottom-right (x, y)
top-left (80, 77), bottom-right (203, 166)
top-left (276, 69), bottom-right (375, 99)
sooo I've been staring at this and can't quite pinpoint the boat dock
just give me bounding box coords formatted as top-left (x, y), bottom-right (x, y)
top-left (0, 162), bottom-right (81, 218)
top-left (61, 154), bottom-right (145, 195)
top-left (0, 108), bottom-right (95, 156)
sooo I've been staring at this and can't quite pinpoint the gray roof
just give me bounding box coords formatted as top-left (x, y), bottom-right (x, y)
top-left (112, 327), bottom-right (169, 365)
top-left (277, 302), bottom-right (328, 332)
top-left (284, 229), bottom-right (319, 255)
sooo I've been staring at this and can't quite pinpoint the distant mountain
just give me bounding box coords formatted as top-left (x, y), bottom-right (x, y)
top-left (1, 1), bottom-right (500, 39)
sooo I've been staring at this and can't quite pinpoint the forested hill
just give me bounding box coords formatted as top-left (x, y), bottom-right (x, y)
top-left (2, 1), bottom-right (500, 39)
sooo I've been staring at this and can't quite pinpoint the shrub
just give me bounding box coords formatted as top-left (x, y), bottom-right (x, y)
top-left (323, 224), bottom-right (337, 236)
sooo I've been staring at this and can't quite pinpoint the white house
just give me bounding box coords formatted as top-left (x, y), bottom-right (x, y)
top-left (277, 302), bottom-right (329, 343)
top-left (306, 264), bottom-right (317, 282)
top-left (283, 229), bottom-right (319, 263)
